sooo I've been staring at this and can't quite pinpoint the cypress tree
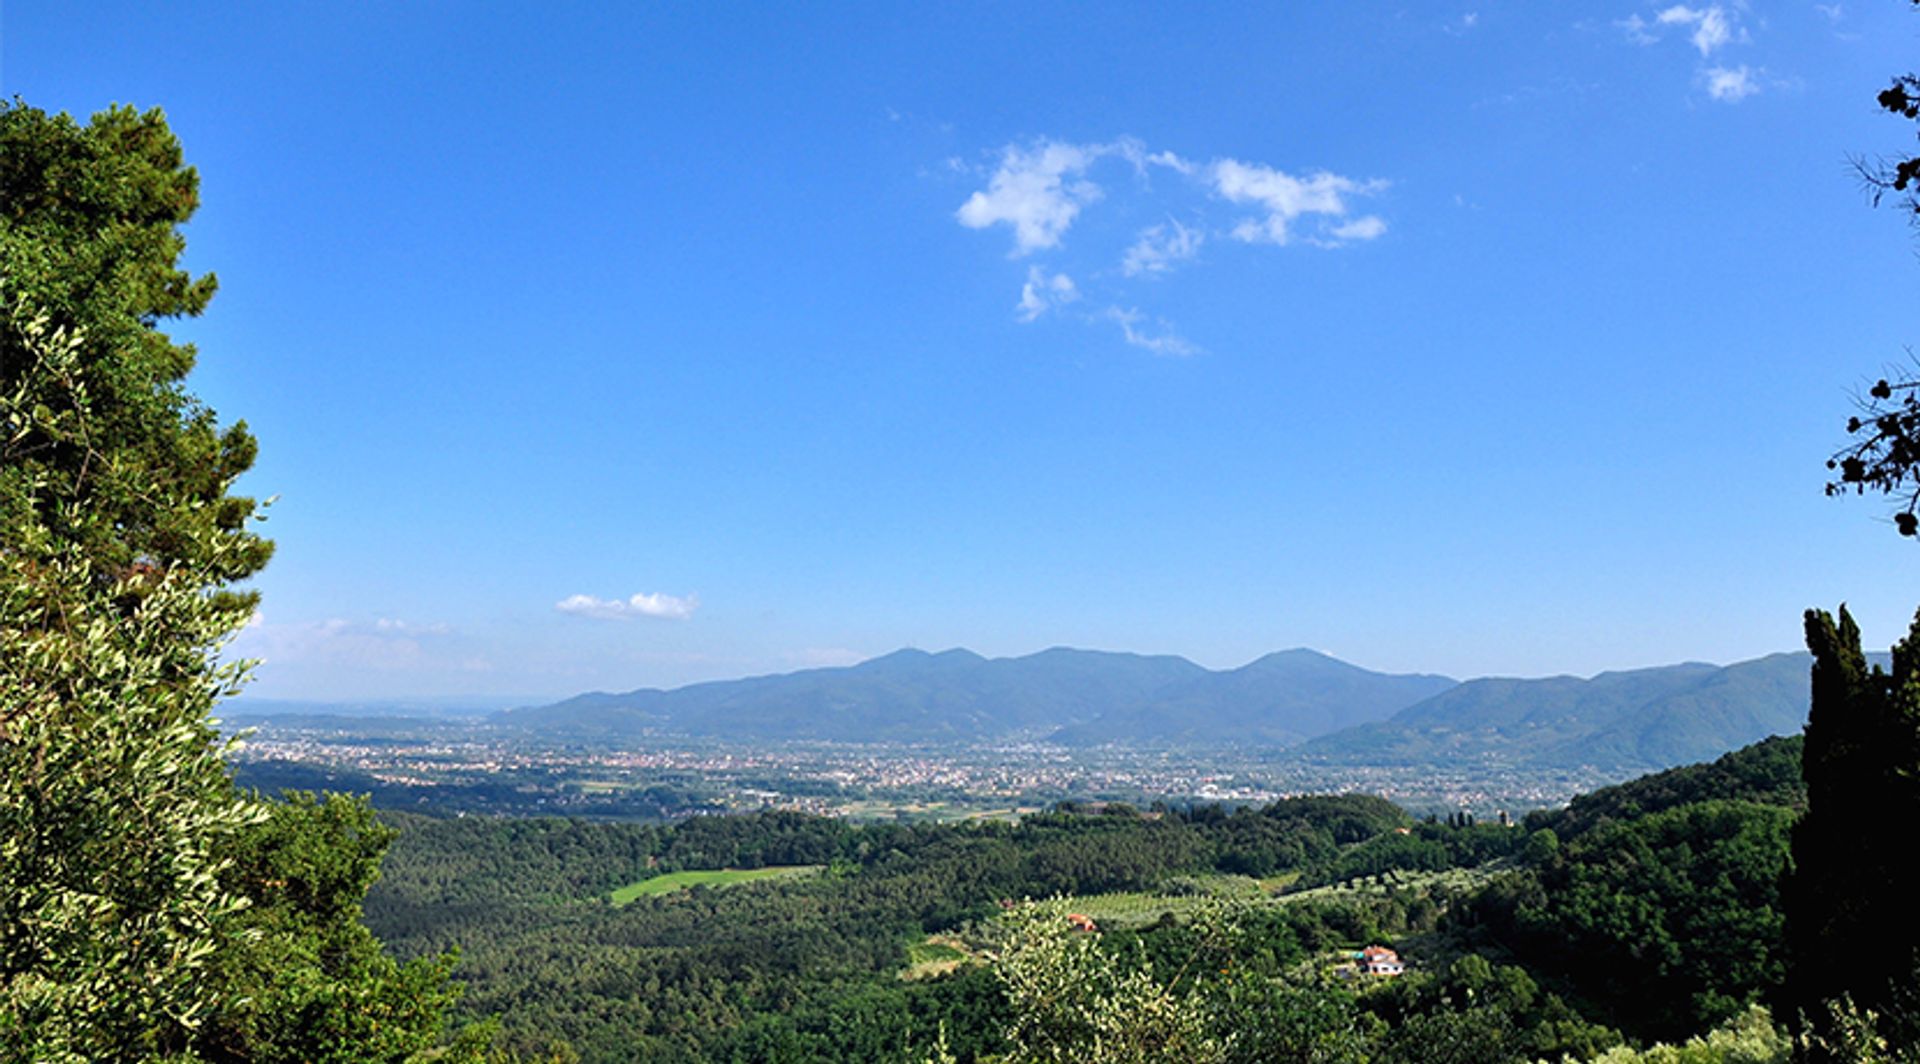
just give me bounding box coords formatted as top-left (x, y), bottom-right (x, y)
top-left (1783, 606), bottom-right (1920, 1049)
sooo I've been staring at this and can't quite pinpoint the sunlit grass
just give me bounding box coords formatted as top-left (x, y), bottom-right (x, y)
top-left (610, 865), bottom-right (821, 905)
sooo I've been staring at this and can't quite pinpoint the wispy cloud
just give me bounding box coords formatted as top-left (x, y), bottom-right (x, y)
top-left (1617, 13), bottom-right (1659, 44)
top-left (1656, 4), bottom-right (1736, 55)
top-left (1016, 266), bottom-right (1080, 322)
top-left (1329, 215), bottom-right (1389, 242)
top-left (1211, 159), bottom-right (1388, 246)
top-left (1122, 220), bottom-right (1205, 277)
top-left (1616, 4), bottom-right (1759, 102)
top-left (1704, 65), bottom-right (1760, 101)
top-left (955, 140), bottom-right (1107, 255)
top-left (1105, 306), bottom-right (1199, 357)
top-left (556, 591), bottom-right (699, 621)
top-left (1145, 149), bottom-right (1198, 176)
top-left (954, 137), bottom-right (1388, 353)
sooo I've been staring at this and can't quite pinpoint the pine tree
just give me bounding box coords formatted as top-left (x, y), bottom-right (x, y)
top-left (0, 101), bottom-right (271, 600)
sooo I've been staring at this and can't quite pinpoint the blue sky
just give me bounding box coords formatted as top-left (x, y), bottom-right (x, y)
top-left (8, 2), bottom-right (1920, 700)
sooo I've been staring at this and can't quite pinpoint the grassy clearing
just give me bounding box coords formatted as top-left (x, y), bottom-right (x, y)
top-left (1273, 864), bottom-right (1505, 907)
top-left (900, 934), bottom-right (976, 980)
top-left (1042, 865), bottom-right (1511, 931)
top-left (1259, 871), bottom-right (1301, 893)
top-left (1066, 891), bottom-right (1218, 930)
top-left (610, 864), bottom-right (821, 906)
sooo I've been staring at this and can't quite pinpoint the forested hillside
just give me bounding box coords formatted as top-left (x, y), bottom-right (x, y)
top-left (1301, 655), bottom-right (1814, 771)
top-left (360, 735), bottom-right (1826, 1062)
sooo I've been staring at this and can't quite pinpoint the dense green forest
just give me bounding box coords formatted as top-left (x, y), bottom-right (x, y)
top-left (350, 735), bottom-right (1838, 1062)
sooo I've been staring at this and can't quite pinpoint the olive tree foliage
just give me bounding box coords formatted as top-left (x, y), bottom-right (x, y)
top-left (1540, 1006), bottom-right (1788, 1064)
top-left (0, 98), bottom-right (272, 1059)
top-left (988, 901), bottom-right (1223, 1064)
top-left (977, 900), bottom-right (1372, 1064)
top-left (1, 101), bottom-right (486, 1062)
top-left (0, 305), bottom-right (261, 1060)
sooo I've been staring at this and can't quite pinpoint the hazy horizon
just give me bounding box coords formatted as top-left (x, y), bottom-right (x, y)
top-left (223, 640), bottom-right (1823, 708)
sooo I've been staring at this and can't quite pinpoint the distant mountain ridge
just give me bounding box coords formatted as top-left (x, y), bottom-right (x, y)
top-left (1298, 652), bottom-right (1817, 771)
top-left (500, 646), bottom-right (1820, 772)
top-left (496, 646), bottom-right (1452, 746)
top-left (1046, 648), bottom-right (1456, 747)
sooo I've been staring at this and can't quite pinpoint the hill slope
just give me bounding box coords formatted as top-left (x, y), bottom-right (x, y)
top-left (1299, 652), bottom-right (1812, 771)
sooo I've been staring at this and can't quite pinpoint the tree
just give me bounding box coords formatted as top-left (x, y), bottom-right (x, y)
top-left (991, 900), bottom-right (1222, 1064)
top-left (0, 101), bottom-right (479, 1061)
top-left (1826, 2), bottom-right (1920, 535)
top-left (0, 299), bottom-right (262, 1060)
top-left (0, 100), bottom-right (271, 593)
top-left (1782, 607), bottom-right (1920, 1054)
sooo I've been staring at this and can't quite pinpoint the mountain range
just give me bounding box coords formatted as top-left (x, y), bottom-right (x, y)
top-left (496, 646), bottom-right (1819, 771)
top-left (1296, 652), bottom-right (1815, 770)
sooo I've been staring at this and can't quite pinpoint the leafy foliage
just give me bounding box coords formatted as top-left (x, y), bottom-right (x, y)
top-left (0, 297), bottom-right (262, 1062)
top-left (1556, 1005), bottom-right (1787, 1064)
top-left (991, 900), bottom-right (1222, 1064)
top-left (1524, 734), bottom-right (1804, 844)
top-left (0, 101), bottom-right (477, 1062)
top-left (1512, 801), bottom-right (1793, 1040)
top-left (0, 100), bottom-right (270, 599)
top-left (194, 793), bottom-right (486, 1064)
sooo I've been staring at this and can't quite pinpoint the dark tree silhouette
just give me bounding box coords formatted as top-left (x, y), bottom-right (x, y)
top-left (1782, 607), bottom-right (1920, 1054)
top-left (1827, 4), bottom-right (1920, 534)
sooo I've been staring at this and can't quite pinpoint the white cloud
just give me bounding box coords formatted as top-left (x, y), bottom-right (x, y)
top-left (1651, 4), bottom-right (1741, 55)
top-left (1016, 266), bottom-right (1079, 322)
top-left (954, 137), bottom-right (1390, 355)
top-left (556, 591), bottom-right (699, 621)
top-left (1105, 306), bottom-right (1199, 357)
top-left (1146, 149), bottom-right (1198, 175)
top-left (1210, 159), bottom-right (1387, 246)
top-left (1122, 220), bottom-right (1204, 277)
top-left (1815, 2), bottom-right (1844, 21)
top-left (956, 140), bottom-right (1106, 255)
top-left (1703, 65), bottom-right (1761, 101)
top-left (1328, 215), bottom-right (1389, 242)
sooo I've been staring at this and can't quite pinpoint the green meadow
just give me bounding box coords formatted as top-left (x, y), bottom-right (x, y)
top-left (609, 865), bottom-right (822, 905)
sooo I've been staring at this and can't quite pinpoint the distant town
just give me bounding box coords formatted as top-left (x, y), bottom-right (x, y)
top-left (227, 713), bottom-right (1623, 822)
